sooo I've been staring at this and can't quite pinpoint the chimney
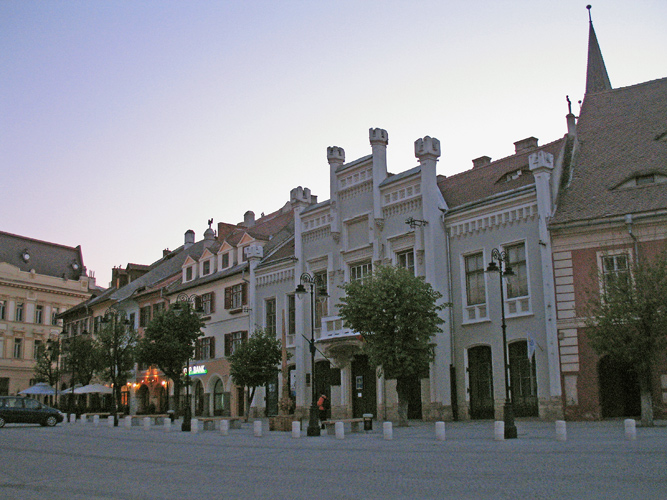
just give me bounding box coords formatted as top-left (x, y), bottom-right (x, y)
top-left (243, 211), bottom-right (255, 228)
top-left (514, 137), bottom-right (539, 154)
top-left (327, 146), bottom-right (345, 200)
top-left (184, 229), bottom-right (195, 249)
top-left (472, 156), bottom-right (492, 169)
top-left (163, 249), bottom-right (170, 257)
top-left (370, 128), bottom-right (389, 223)
top-left (566, 114), bottom-right (577, 139)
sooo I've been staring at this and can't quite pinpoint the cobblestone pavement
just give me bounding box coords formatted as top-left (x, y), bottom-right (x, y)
top-left (1, 419), bottom-right (665, 499)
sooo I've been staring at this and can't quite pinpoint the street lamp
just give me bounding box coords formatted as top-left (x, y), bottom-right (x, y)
top-left (486, 248), bottom-right (518, 439)
top-left (173, 293), bottom-right (202, 432)
top-left (295, 272), bottom-right (328, 437)
top-left (46, 337), bottom-right (61, 408)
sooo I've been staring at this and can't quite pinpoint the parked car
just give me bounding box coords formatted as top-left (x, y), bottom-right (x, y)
top-left (0, 396), bottom-right (64, 427)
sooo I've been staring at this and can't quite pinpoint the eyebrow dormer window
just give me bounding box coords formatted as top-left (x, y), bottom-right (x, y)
top-left (636, 174), bottom-right (655, 186)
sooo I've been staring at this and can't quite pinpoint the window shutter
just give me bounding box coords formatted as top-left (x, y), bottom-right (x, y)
top-left (242, 283), bottom-right (248, 305)
top-left (224, 287), bottom-right (232, 309)
top-left (210, 336), bottom-right (215, 358)
top-left (210, 292), bottom-right (215, 313)
top-left (224, 333), bottom-right (232, 356)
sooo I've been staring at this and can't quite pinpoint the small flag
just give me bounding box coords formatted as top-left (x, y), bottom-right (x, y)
top-left (527, 334), bottom-right (536, 360)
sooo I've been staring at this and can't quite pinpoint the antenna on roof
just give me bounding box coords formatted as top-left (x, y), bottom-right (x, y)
top-left (587, 5), bottom-right (592, 23)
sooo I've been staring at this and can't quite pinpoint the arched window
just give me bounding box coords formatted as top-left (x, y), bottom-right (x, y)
top-left (213, 379), bottom-right (229, 416)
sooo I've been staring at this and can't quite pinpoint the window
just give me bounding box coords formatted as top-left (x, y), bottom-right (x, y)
top-left (33, 339), bottom-right (44, 359)
top-left (506, 243), bottom-right (528, 299)
top-left (202, 260), bottom-right (211, 275)
top-left (225, 331), bottom-right (247, 356)
top-left (139, 306), bottom-right (151, 328)
top-left (152, 302), bottom-right (165, 317)
top-left (51, 308), bottom-right (59, 326)
top-left (314, 271), bottom-right (328, 326)
top-left (221, 252), bottom-right (230, 269)
top-left (13, 338), bottom-right (23, 359)
top-left (287, 295), bottom-right (296, 335)
top-left (350, 261), bottom-right (372, 283)
top-left (34, 305), bottom-right (43, 324)
top-left (0, 300), bottom-right (5, 320)
top-left (225, 283), bottom-right (247, 310)
top-left (202, 293), bottom-right (215, 315)
top-left (15, 303), bottom-right (24, 322)
top-left (265, 298), bottom-right (276, 335)
top-left (465, 253), bottom-right (486, 305)
top-left (602, 254), bottom-right (630, 293)
top-left (185, 266), bottom-right (193, 281)
top-left (195, 336), bottom-right (216, 360)
top-left (397, 250), bottom-right (415, 275)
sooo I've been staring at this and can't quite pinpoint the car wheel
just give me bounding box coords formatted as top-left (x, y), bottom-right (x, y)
top-left (45, 416), bottom-right (58, 427)
top-left (0, 416), bottom-right (5, 428)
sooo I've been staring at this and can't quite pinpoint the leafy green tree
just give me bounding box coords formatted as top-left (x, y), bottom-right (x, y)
top-left (586, 252), bottom-right (667, 427)
top-left (96, 314), bottom-right (138, 424)
top-left (33, 339), bottom-right (60, 387)
top-left (137, 304), bottom-right (204, 417)
top-left (338, 265), bottom-right (444, 426)
top-left (65, 334), bottom-right (101, 387)
top-left (229, 328), bottom-right (284, 421)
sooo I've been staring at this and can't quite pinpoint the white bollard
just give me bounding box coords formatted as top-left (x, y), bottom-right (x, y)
top-left (69, 414), bottom-right (76, 424)
top-left (383, 421), bottom-right (393, 440)
top-left (494, 421), bottom-right (505, 441)
top-left (254, 420), bottom-right (262, 437)
top-left (124, 416), bottom-right (132, 429)
top-left (220, 419), bottom-right (229, 436)
top-left (107, 416), bottom-right (114, 428)
top-left (143, 417), bottom-right (151, 431)
top-left (79, 415), bottom-right (86, 425)
top-left (435, 421), bottom-right (446, 441)
top-left (164, 419), bottom-right (171, 432)
top-left (291, 420), bottom-right (300, 438)
top-left (335, 421), bottom-right (345, 440)
top-left (191, 418), bottom-right (199, 434)
top-left (556, 420), bottom-right (567, 441)
top-left (93, 415), bottom-right (100, 427)
top-left (624, 419), bottom-right (637, 440)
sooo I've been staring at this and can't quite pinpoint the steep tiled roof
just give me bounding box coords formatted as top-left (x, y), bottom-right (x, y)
top-left (438, 139), bottom-right (565, 210)
top-left (0, 231), bottom-right (86, 281)
top-left (551, 78), bottom-right (667, 225)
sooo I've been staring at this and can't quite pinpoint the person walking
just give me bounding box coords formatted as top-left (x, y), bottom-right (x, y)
top-left (317, 394), bottom-right (328, 428)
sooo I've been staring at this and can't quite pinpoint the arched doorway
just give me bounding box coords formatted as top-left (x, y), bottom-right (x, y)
top-left (213, 379), bottom-right (230, 416)
top-left (194, 380), bottom-right (205, 417)
top-left (155, 384), bottom-right (167, 413)
top-left (598, 356), bottom-right (640, 418)
top-left (508, 340), bottom-right (538, 417)
top-left (468, 345), bottom-right (494, 419)
top-left (137, 385), bottom-right (149, 414)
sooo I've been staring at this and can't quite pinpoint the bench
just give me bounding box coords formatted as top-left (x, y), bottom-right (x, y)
top-left (196, 416), bottom-right (244, 431)
top-left (321, 418), bottom-right (365, 435)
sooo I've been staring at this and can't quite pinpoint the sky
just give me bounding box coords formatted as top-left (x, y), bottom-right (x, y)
top-left (2, 0), bottom-right (666, 289)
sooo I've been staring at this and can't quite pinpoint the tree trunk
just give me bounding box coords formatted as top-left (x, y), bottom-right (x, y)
top-left (639, 371), bottom-right (654, 427)
top-left (396, 377), bottom-right (410, 427)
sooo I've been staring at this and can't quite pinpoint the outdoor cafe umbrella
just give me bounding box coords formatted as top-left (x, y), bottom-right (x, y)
top-left (19, 382), bottom-right (55, 396)
top-left (74, 384), bottom-right (113, 394)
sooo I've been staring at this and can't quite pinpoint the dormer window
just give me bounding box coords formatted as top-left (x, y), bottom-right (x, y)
top-left (615, 172), bottom-right (667, 189)
top-left (221, 252), bottom-right (229, 269)
top-left (500, 168), bottom-right (530, 183)
top-left (202, 260), bottom-right (211, 276)
top-left (185, 266), bottom-right (193, 281)
top-left (636, 174), bottom-right (655, 186)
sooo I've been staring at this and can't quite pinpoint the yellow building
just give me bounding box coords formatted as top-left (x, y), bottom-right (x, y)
top-left (0, 231), bottom-right (96, 396)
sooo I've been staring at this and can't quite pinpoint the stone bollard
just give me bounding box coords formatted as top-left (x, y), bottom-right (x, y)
top-left (143, 417), bottom-right (151, 431)
top-left (254, 420), bottom-right (262, 437)
top-left (93, 415), bottom-right (100, 427)
top-left (555, 420), bottom-right (567, 441)
top-left (220, 420), bottom-right (229, 436)
top-left (291, 421), bottom-right (300, 438)
top-left (624, 419), bottom-right (637, 440)
top-left (124, 416), bottom-right (132, 429)
top-left (191, 418), bottom-right (199, 434)
top-left (107, 416), bottom-right (114, 428)
top-left (69, 414), bottom-right (76, 424)
top-left (335, 421), bottom-right (345, 440)
top-left (383, 421), bottom-right (393, 440)
top-left (494, 421), bottom-right (505, 441)
top-left (435, 421), bottom-right (446, 441)
top-left (164, 419), bottom-right (171, 432)
top-left (79, 415), bottom-right (86, 425)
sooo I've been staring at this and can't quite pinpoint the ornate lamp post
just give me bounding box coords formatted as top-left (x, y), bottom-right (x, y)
top-left (101, 305), bottom-right (131, 427)
top-left (174, 293), bottom-right (202, 432)
top-left (486, 248), bottom-right (518, 439)
top-left (46, 337), bottom-right (61, 408)
top-left (295, 272), bottom-right (328, 437)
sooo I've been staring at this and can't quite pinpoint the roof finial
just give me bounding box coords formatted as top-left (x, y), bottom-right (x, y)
top-left (566, 95), bottom-right (572, 115)
top-left (587, 5), bottom-right (592, 23)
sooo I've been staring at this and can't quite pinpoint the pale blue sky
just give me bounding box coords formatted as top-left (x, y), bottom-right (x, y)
top-left (2, 1), bottom-right (665, 288)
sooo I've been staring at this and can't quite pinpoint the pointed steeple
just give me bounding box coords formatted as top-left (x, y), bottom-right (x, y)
top-left (585, 5), bottom-right (612, 94)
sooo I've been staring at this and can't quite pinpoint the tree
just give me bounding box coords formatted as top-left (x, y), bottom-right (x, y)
top-left (137, 304), bottom-right (204, 417)
top-left (586, 252), bottom-right (667, 427)
top-left (63, 334), bottom-right (102, 413)
top-left (338, 265), bottom-right (444, 426)
top-left (229, 328), bottom-right (284, 421)
top-left (96, 314), bottom-right (138, 424)
top-left (33, 339), bottom-right (60, 387)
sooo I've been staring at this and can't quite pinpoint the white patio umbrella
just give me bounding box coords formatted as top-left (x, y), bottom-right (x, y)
top-left (74, 384), bottom-right (113, 394)
top-left (19, 382), bottom-right (56, 395)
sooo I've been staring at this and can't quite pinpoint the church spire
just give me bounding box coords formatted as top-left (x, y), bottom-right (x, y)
top-left (585, 5), bottom-right (612, 94)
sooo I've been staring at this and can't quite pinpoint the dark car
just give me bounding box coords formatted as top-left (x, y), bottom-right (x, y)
top-left (0, 396), bottom-right (64, 427)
